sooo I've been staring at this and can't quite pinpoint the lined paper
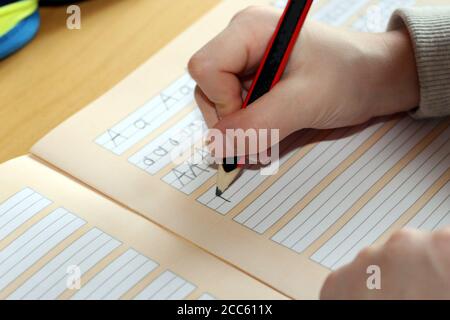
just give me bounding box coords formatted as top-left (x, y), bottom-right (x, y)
top-left (273, 119), bottom-right (438, 252)
top-left (129, 108), bottom-right (207, 175)
top-left (312, 125), bottom-right (450, 269)
top-left (0, 188), bottom-right (52, 241)
top-left (71, 249), bottom-right (158, 300)
top-left (0, 208), bottom-right (86, 291)
top-left (236, 121), bottom-right (383, 234)
top-left (406, 181), bottom-right (450, 231)
top-left (0, 185), bottom-right (256, 300)
top-left (9, 228), bottom-right (121, 300)
top-left (197, 130), bottom-right (316, 215)
top-left (198, 293), bottom-right (216, 300)
top-left (161, 146), bottom-right (214, 194)
top-left (134, 270), bottom-right (196, 300)
top-left (95, 73), bottom-right (196, 155)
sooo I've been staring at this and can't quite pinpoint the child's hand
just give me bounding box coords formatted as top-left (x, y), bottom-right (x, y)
top-left (320, 228), bottom-right (450, 299)
top-left (188, 6), bottom-right (419, 143)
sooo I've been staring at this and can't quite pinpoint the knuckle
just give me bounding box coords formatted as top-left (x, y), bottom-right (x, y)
top-left (355, 246), bottom-right (374, 262)
top-left (188, 51), bottom-right (211, 81)
top-left (383, 228), bottom-right (422, 260)
top-left (386, 228), bottom-right (417, 247)
top-left (230, 6), bottom-right (263, 24)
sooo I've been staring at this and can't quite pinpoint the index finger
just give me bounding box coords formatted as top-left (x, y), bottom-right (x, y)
top-left (188, 10), bottom-right (274, 118)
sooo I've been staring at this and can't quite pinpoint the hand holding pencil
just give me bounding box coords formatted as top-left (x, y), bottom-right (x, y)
top-left (188, 2), bottom-right (419, 192)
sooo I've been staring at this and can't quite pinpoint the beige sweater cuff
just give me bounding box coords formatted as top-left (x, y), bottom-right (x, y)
top-left (388, 7), bottom-right (450, 119)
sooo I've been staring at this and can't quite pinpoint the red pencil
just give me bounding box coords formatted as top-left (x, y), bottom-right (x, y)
top-left (216, 0), bottom-right (314, 196)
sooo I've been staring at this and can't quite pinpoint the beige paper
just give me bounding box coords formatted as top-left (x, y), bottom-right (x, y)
top-left (0, 156), bottom-right (286, 300)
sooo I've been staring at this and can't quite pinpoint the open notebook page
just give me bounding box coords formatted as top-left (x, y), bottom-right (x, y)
top-left (31, 0), bottom-right (450, 299)
top-left (0, 156), bottom-right (285, 300)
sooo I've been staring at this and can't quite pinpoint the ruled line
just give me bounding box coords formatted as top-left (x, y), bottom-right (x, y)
top-left (134, 270), bottom-right (196, 300)
top-left (406, 181), bottom-right (450, 231)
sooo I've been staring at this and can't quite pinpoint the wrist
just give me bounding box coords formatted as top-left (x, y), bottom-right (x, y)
top-left (357, 29), bottom-right (420, 118)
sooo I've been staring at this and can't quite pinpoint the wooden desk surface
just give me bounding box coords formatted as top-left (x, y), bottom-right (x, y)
top-left (0, 0), bottom-right (218, 164)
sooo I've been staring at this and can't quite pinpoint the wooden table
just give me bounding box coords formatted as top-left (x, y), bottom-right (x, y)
top-left (0, 0), bottom-right (218, 164)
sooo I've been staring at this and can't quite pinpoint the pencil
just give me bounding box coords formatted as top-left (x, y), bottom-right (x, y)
top-left (216, 0), bottom-right (314, 197)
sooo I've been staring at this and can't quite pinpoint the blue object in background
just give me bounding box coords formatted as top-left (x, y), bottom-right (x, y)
top-left (0, 8), bottom-right (39, 59)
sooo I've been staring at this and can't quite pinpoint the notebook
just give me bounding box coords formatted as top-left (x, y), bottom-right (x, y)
top-left (1, 0), bottom-right (448, 300)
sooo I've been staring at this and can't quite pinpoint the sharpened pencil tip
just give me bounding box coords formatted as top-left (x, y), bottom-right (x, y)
top-left (215, 187), bottom-right (223, 197)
